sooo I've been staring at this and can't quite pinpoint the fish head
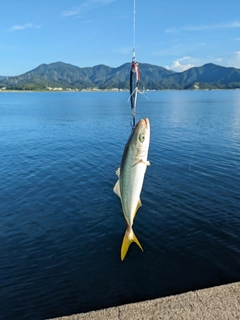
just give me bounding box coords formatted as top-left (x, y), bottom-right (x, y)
top-left (132, 118), bottom-right (150, 150)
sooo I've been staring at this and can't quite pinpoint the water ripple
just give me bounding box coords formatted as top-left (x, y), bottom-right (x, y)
top-left (0, 91), bottom-right (240, 319)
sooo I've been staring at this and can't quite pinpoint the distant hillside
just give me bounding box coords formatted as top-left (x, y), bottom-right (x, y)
top-left (0, 76), bottom-right (6, 81)
top-left (1, 62), bottom-right (240, 90)
top-left (159, 63), bottom-right (240, 89)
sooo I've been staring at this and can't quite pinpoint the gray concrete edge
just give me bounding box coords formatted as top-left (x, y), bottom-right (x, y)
top-left (49, 281), bottom-right (240, 320)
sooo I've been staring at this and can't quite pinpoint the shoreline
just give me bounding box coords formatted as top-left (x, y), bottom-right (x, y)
top-left (0, 89), bottom-right (129, 93)
top-left (1, 88), bottom-right (239, 93)
top-left (49, 282), bottom-right (240, 320)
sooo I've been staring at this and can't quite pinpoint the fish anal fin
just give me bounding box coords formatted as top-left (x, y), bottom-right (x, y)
top-left (113, 180), bottom-right (121, 198)
top-left (126, 199), bottom-right (141, 222)
top-left (134, 198), bottom-right (142, 218)
top-left (115, 168), bottom-right (120, 177)
top-left (121, 226), bottom-right (143, 261)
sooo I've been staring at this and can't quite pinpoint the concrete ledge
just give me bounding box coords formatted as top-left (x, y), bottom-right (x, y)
top-left (50, 282), bottom-right (240, 320)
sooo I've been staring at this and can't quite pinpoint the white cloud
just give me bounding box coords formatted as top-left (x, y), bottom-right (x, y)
top-left (82, 20), bottom-right (93, 24)
top-left (179, 56), bottom-right (191, 61)
top-left (152, 44), bottom-right (183, 57)
top-left (62, 0), bottom-right (115, 17)
top-left (165, 27), bottom-right (178, 34)
top-left (226, 53), bottom-right (240, 68)
top-left (214, 58), bottom-right (223, 63)
top-left (62, 10), bottom-right (80, 17)
top-left (165, 57), bottom-right (195, 72)
top-left (9, 23), bottom-right (40, 31)
top-left (208, 51), bottom-right (240, 69)
top-left (166, 21), bottom-right (240, 34)
top-left (230, 22), bottom-right (240, 28)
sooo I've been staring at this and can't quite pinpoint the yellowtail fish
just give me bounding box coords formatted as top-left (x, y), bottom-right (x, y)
top-left (113, 118), bottom-right (150, 260)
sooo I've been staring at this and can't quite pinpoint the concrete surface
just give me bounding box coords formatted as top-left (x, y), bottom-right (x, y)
top-left (50, 282), bottom-right (240, 320)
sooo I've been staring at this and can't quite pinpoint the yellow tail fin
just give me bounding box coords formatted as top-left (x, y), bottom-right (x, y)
top-left (121, 225), bottom-right (143, 261)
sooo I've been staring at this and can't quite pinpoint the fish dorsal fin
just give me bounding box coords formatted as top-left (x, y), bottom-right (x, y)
top-left (115, 167), bottom-right (121, 177)
top-left (113, 180), bottom-right (121, 198)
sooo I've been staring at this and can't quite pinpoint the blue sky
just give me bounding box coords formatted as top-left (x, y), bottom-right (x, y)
top-left (1, 0), bottom-right (240, 76)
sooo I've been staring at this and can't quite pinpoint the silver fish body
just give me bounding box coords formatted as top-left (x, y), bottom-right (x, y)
top-left (114, 118), bottom-right (150, 260)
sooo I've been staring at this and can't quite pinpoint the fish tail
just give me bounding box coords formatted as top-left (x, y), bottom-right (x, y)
top-left (121, 225), bottom-right (143, 261)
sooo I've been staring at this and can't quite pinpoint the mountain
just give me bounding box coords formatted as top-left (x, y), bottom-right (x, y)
top-left (1, 62), bottom-right (240, 90)
top-left (158, 63), bottom-right (240, 89)
top-left (0, 76), bottom-right (6, 81)
top-left (0, 62), bottom-right (175, 90)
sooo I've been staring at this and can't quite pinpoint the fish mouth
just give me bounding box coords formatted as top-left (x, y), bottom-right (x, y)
top-left (143, 118), bottom-right (149, 127)
top-left (140, 118), bottom-right (149, 129)
top-left (136, 118), bottom-right (150, 130)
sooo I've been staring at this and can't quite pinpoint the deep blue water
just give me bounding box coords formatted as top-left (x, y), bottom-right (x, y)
top-left (0, 90), bottom-right (239, 320)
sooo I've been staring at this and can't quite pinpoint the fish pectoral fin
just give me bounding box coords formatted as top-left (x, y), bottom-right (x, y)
top-left (113, 180), bottom-right (121, 198)
top-left (121, 226), bottom-right (143, 261)
top-left (132, 159), bottom-right (151, 167)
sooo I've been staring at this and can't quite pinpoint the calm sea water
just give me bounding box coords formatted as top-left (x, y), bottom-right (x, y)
top-left (0, 90), bottom-right (239, 319)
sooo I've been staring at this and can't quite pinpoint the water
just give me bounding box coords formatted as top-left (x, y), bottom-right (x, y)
top-left (0, 90), bottom-right (239, 320)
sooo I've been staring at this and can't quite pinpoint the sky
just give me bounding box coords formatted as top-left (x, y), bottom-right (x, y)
top-left (1, 0), bottom-right (240, 76)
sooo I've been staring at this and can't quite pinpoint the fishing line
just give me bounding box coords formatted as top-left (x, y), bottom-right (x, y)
top-left (129, 0), bottom-right (139, 129)
top-left (133, 0), bottom-right (136, 62)
top-left (129, 0), bottom-right (149, 129)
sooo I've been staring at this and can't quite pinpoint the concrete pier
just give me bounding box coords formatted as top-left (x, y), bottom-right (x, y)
top-left (50, 282), bottom-right (240, 320)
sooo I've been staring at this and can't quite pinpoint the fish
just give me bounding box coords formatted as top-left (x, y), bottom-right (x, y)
top-left (113, 118), bottom-right (150, 260)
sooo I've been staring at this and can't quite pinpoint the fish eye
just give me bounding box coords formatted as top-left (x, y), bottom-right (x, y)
top-left (139, 133), bottom-right (145, 143)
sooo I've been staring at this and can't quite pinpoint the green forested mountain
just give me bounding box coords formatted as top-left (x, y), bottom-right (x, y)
top-left (158, 63), bottom-right (240, 89)
top-left (1, 61), bottom-right (240, 90)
